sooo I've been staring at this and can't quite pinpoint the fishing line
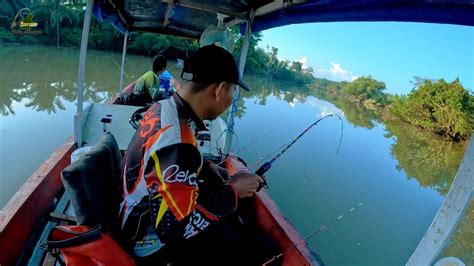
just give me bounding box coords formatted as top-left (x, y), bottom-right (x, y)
top-left (262, 202), bottom-right (364, 266)
top-left (215, 129), bottom-right (275, 167)
top-left (109, 56), bottom-right (130, 78)
top-left (234, 129), bottom-right (274, 155)
top-left (246, 143), bottom-right (287, 171)
top-left (255, 114), bottom-right (343, 190)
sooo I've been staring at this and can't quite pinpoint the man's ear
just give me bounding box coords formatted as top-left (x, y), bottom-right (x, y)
top-left (214, 82), bottom-right (227, 101)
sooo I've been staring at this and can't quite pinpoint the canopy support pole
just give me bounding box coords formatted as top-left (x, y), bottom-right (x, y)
top-left (223, 9), bottom-right (255, 156)
top-left (74, 0), bottom-right (93, 148)
top-left (407, 133), bottom-right (474, 265)
top-left (119, 31), bottom-right (129, 95)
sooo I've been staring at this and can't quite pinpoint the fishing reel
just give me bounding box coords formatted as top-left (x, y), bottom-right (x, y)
top-left (129, 106), bottom-right (150, 130)
top-left (255, 162), bottom-right (270, 192)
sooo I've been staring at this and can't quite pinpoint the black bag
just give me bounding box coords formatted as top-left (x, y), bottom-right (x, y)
top-left (61, 132), bottom-right (122, 232)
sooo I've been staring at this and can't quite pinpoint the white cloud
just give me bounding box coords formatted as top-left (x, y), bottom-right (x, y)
top-left (289, 100), bottom-right (297, 108)
top-left (330, 62), bottom-right (348, 78)
top-left (314, 61), bottom-right (359, 82)
top-left (297, 56), bottom-right (309, 69)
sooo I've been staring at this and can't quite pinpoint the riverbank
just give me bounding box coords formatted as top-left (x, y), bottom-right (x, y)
top-left (310, 77), bottom-right (474, 143)
top-left (0, 44), bottom-right (472, 264)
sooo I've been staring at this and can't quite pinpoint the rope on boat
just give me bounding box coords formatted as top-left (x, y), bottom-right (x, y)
top-left (214, 87), bottom-right (241, 155)
top-left (261, 202), bottom-right (364, 266)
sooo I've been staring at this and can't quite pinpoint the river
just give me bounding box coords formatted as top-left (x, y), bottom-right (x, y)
top-left (0, 44), bottom-right (471, 265)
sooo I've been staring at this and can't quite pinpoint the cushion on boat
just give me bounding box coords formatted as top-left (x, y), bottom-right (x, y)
top-left (61, 132), bottom-right (122, 232)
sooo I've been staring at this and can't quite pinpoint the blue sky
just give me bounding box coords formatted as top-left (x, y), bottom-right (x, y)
top-left (258, 22), bottom-right (474, 95)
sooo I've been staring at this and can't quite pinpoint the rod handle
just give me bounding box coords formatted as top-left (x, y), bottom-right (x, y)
top-left (255, 162), bottom-right (271, 191)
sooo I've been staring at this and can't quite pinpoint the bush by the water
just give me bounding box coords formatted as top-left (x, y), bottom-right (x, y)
top-left (389, 79), bottom-right (474, 141)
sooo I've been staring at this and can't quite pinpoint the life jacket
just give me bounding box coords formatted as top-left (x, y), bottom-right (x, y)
top-left (47, 225), bottom-right (135, 266)
top-left (119, 95), bottom-right (238, 258)
top-left (119, 96), bottom-right (203, 238)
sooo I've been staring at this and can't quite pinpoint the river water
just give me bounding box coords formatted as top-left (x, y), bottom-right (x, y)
top-left (0, 44), bottom-right (471, 265)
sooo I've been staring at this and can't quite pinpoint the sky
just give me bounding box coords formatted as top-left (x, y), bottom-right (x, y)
top-left (258, 22), bottom-right (474, 95)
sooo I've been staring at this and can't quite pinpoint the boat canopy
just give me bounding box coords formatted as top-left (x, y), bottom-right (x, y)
top-left (94, 0), bottom-right (474, 37)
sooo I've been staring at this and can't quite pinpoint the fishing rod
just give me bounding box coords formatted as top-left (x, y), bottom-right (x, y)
top-left (262, 202), bottom-right (364, 266)
top-left (255, 114), bottom-right (343, 191)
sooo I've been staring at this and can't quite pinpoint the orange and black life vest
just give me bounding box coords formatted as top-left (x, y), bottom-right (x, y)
top-left (119, 94), bottom-right (238, 256)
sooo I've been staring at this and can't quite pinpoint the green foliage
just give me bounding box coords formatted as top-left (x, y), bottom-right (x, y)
top-left (342, 76), bottom-right (387, 104)
top-left (126, 32), bottom-right (198, 56)
top-left (59, 27), bottom-right (82, 46)
top-left (1, 2), bottom-right (314, 84)
top-left (227, 27), bottom-right (315, 84)
top-left (389, 78), bottom-right (474, 141)
top-left (18, 34), bottom-right (38, 44)
top-left (0, 28), bottom-right (16, 42)
top-left (0, 0), bottom-right (30, 18)
top-left (312, 84), bottom-right (380, 129)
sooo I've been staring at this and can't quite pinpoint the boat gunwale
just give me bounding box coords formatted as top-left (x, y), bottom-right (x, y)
top-left (0, 137), bottom-right (75, 265)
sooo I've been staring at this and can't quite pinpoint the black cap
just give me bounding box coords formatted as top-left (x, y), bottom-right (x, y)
top-left (181, 45), bottom-right (250, 91)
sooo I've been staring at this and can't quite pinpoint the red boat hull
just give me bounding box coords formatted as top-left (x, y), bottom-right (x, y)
top-left (0, 130), bottom-right (318, 266)
top-left (0, 138), bottom-right (75, 266)
top-left (224, 156), bottom-right (318, 265)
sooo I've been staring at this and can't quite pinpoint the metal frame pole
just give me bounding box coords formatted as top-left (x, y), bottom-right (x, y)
top-left (223, 9), bottom-right (255, 155)
top-left (119, 31), bottom-right (129, 95)
top-left (74, 0), bottom-right (93, 147)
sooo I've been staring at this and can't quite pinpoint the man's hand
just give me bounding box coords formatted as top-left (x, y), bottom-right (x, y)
top-left (229, 171), bottom-right (264, 198)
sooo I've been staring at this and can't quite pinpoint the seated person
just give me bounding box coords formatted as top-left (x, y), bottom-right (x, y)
top-left (118, 45), bottom-right (262, 264)
top-left (118, 55), bottom-right (179, 106)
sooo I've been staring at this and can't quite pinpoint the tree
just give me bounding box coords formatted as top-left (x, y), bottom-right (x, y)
top-left (342, 76), bottom-right (387, 103)
top-left (389, 78), bottom-right (474, 141)
top-left (30, 0), bottom-right (82, 49)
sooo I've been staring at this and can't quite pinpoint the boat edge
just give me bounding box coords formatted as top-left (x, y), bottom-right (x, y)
top-left (0, 137), bottom-right (75, 266)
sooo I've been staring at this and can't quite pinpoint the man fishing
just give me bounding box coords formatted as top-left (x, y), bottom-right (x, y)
top-left (118, 45), bottom-right (263, 264)
top-left (118, 55), bottom-right (179, 106)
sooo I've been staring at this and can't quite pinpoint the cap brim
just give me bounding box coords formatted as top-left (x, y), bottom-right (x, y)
top-left (237, 79), bottom-right (250, 91)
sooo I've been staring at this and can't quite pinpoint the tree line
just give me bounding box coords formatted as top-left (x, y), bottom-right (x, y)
top-left (1, 0), bottom-right (473, 141)
top-left (313, 75), bottom-right (474, 142)
top-left (0, 0), bottom-right (313, 84)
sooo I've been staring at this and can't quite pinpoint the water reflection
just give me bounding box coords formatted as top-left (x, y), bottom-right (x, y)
top-left (311, 87), bottom-right (380, 129)
top-left (0, 87), bottom-right (21, 116)
top-left (237, 77), bottom-right (466, 196)
top-left (0, 46), bottom-right (466, 198)
top-left (0, 45), bottom-right (148, 116)
top-left (0, 44), bottom-right (470, 264)
top-left (0, 45), bottom-right (467, 195)
top-left (385, 119), bottom-right (465, 195)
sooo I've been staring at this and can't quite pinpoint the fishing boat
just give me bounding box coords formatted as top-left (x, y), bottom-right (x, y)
top-left (1, 1), bottom-right (473, 265)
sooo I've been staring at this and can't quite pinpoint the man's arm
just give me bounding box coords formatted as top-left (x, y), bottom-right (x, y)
top-left (146, 144), bottom-right (261, 243)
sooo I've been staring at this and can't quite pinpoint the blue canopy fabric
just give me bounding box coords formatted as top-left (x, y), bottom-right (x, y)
top-left (252, 0), bottom-right (474, 32)
top-left (92, 0), bottom-right (474, 37)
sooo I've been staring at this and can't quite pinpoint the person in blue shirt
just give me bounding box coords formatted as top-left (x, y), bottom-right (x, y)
top-left (118, 55), bottom-right (179, 106)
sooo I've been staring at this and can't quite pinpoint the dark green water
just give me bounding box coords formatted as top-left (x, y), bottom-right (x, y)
top-left (0, 44), bottom-right (471, 265)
